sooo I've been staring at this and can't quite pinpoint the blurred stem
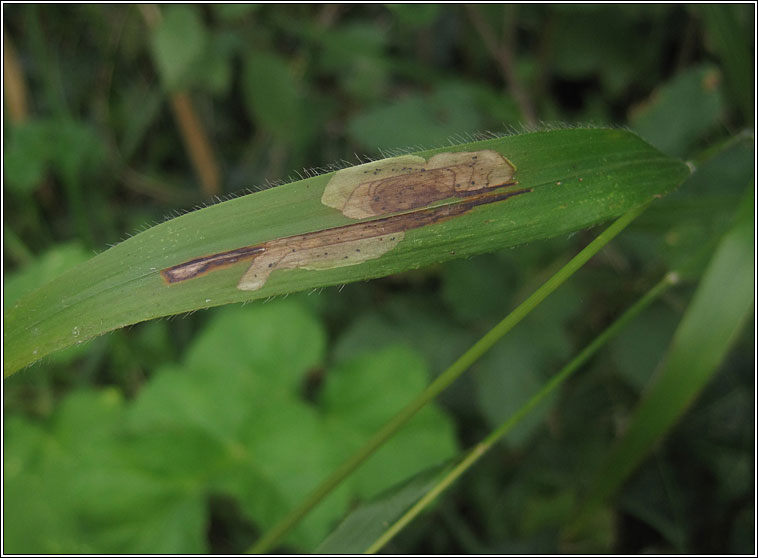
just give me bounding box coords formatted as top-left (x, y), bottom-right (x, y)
top-left (169, 92), bottom-right (222, 197)
top-left (248, 202), bottom-right (651, 554)
top-left (565, 185), bottom-right (755, 541)
top-left (366, 271), bottom-right (680, 554)
top-left (3, 29), bottom-right (30, 123)
top-left (465, 5), bottom-right (537, 126)
top-left (139, 4), bottom-right (222, 197)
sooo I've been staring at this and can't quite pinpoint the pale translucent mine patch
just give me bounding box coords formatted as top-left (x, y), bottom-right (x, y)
top-left (237, 232), bottom-right (404, 291)
top-left (161, 150), bottom-right (520, 292)
top-left (321, 150), bottom-right (516, 219)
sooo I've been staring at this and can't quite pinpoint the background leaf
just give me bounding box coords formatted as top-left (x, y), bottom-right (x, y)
top-left (243, 50), bottom-right (306, 144)
top-left (315, 463), bottom-right (451, 554)
top-left (4, 300), bottom-right (458, 552)
top-left (630, 65), bottom-right (725, 157)
top-left (151, 5), bottom-right (208, 92)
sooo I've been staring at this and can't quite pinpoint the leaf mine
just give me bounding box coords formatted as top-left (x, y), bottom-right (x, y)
top-left (161, 150), bottom-right (526, 292)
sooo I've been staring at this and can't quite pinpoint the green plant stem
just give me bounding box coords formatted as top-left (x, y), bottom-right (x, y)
top-left (248, 202), bottom-right (650, 554)
top-left (365, 270), bottom-right (680, 554)
top-left (566, 185), bottom-right (755, 539)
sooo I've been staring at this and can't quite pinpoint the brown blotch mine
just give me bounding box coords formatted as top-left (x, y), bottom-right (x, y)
top-left (161, 245), bottom-right (265, 284)
top-left (161, 150), bottom-right (528, 292)
top-left (321, 150), bottom-right (517, 219)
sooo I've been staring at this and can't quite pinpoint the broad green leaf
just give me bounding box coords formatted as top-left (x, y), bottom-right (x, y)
top-left (150, 5), bottom-right (208, 91)
top-left (3, 300), bottom-right (457, 552)
top-left (3, 416), bottom-right (93, 553)
top-left (315, 22), bottom-right (390, 102)
top-left (3, 129), bottom-right (689, 376)
top-left (331, 299), bottom-right (476, 383)
top-left (193, 31), bottom-right (237, 94)
top-left (348, 83), bottom-right (484, 150)
top-left (350, 271), bottom-right (681, 554)
top-left (184, 300), bottom-right (326, 394)
top-left (630, 65), bottom-right (724, 157)
top-left (3, 118), bottom-right (106, 196)
top-left (320, 346), bottom-right (458, 499)
top-left (3, 120), bottom-right (56, 194)
top-left (2, 390), bottom-right (206, 554)
top-left (475, 285), bottom-right (581, 446)
top-left (255, 212), bottom-right (674, 554)
top-left (242, 50), bottom-right (304, 142)
top-left (3, 242), bottom-right (90, 310)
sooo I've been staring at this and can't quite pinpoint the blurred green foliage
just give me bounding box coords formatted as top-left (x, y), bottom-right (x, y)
top-left (4, 301), bottom-right (458, 552)
top-left (3, 4), bottom-right (754, 554)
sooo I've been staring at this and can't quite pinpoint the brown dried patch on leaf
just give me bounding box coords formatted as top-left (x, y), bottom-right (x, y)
top-left (161, 151), bottom-right (525, 291)
top-left (161, 245), bottom-right (265, 284)
top-left (321, 150), bottom-right (517, 219)
top-left (161, 185), bottom-right (530, 292)
top-left (237, 232), bottom-right (404, 291)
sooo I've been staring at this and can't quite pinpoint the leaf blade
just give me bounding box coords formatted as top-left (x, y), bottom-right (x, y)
top-left (570, 185), bottom-right (755, 530)
top-left (3, 128), bottom-right (689, 376)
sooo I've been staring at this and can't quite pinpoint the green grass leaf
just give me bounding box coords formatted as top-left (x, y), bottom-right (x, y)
top-left (3, 242), bottom-right (90, 310)
top-left (699, 4), bottom-right (754, 122)
top-left (351, 272), bottom-right (680, 554)
top-left (315, 463), bottom-right (451, 554)
top-left (249, 204), bottom-right (667, 553)
top-left (570, 185), bottom-right (754, 531)
top-left (3, 128), bottom-right (689, 376)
